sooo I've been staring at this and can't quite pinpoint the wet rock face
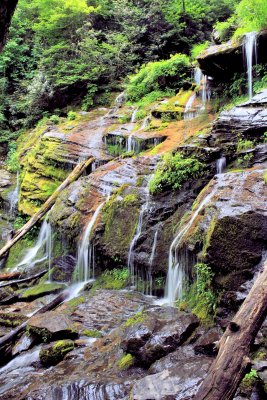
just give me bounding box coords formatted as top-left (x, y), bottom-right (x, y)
top-left (197, 32), bottom-right (267, 79)
top-left (122, 307), bottom-right (199, 367)
top-left (184, 168), bottom-right (267, 312)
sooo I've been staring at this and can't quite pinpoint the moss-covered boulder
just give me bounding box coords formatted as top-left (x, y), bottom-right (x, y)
top-left (39, 339), bottom-right (74, 366)
top-left (20, 282), bottom-right (67, 301)
top-left (28, 311), bottom-right (78, 342)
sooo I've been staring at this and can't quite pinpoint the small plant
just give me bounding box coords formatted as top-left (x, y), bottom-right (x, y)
top-left (124, 311), bottom-right (145, 327)
top-left (242, 368), bottom-right (259, 387)
top-left (149, 152), bottom-right (204, 194)
top-left (6, 142), bottom-right (19, 172)
top-left (117, 353), bottom-right (134, 370)
top-left (67, 111), bottom-right (77, 120)
top-left (237, 139), bottom-right (254, 152)
top-left (190, 41), bottom-right (209, 59)
top-left (50, 115), bottom-right (60, 124)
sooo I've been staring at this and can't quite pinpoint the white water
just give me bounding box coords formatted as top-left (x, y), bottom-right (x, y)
top-left (17, 220), bottom-right (53, 273)
top-left (216, 156), bottom-right (227, 174)
top-left (127, 188), bottom-right (150, 287)
top-left (146, 229), bottom-right (158, 295)
top-left (0, 346), bottom-right (40, 374)
top-left (127, 135), bottom-right (134, 152)
top-left (244, 32), bottom-right (257, 100)
top-left (141, 116), bottom-right (150, 130)
top-left (166, 181), bottom-right (221, 305)
top-left (75, 202), bottom-right (105, 282)
top-left (194, 67), bottom-right (211, 109)
top-left (8, 171), bottom-right (19, 216)
top-left (184, 93), bottom-right (196, 120)
top-left (131, 108), bottom-right (138, 123)
top-left (115, 92), bottom-right (125, 105)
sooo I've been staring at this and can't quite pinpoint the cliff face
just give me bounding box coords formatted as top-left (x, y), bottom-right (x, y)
top-left (0, 0), bottom-right (18, 52)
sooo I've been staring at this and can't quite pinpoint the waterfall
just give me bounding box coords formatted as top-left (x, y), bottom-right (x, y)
top-left (146, 229), bottom-right (158, 295)
top-left (115, 92), bottom-right (125, 105)
top-left (166, 183), bottom-right (219, 305)
top-left (127, 188), bottom-right (150, 288)
top-left (17, 220), bottom-right (53, 273)
top-left (216, 156), bottom-right (227, 174)
top-left (75, 202), bottom-right (105, 283)
top-left (127, 135), bottom-right (133, 152)
top-left (8, 171), bottom-right (19, 217)
top-left (141, 116), bottom-right (150, 130)
top-left (194, 67), bottom-right (210, 109)
top-left (184, 93), bottom-right (196, 120)
top-left (244, 32), bottom-right (257, 100)
top-left (131, 108), bottom-right (138, 123)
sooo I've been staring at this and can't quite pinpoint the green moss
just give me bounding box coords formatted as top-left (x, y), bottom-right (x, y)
top-left (5, 235), bottom-right (35, 269)
top-left (67, 296), bottom-right (85, 309)
top-left (0, 312), bottom-right (26, 327)
top-left (124, 311), bottom-right (145, 327)
top-left (92, 268), bottom-right (130, 292)
top-left (179, 263), bottom-right (217, 324)
top-left (40, 339), bottom-right (74, 366)
top-left (149, 152), bottom-right (204, 194)
top-left (102, 188), bottom-right (140, 255)
top-left (201, 215), bottom-right (218, 257)
top-left (264, 171), bottom-right (267, 185)
top-left (82, 329), bottom-right (103, 338)
top-left (241, 369), bottom-right (259, 388)
top-left (21, 282), bottom-right (66, 300)
top-left (117, 353), bottom-right (135, 370)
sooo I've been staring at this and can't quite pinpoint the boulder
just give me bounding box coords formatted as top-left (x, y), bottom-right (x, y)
top-left (193, 327), bottom-right (221, 356)
top-left (39, 339), bottom-right (74, 366)
top-left (132, 358), bottom-right (212, 400)
top-left (28, 311), bottom-right (78, 342)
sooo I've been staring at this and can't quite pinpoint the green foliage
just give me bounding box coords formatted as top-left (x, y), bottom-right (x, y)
top-left (181, 263), bottom-right (217, 323)
top-left (126, 54), bottom-right (191, 103)
top-left (149, 152), bottom-right (204, 194)
top-left (117, 353), bottom-right (134, 370)
top-left (263, 171), bottom-right (267, 185)
top-left (214, 16), bottom-right (236, 42)
top-left (124, 311), bottom-right (145, 327)
top-left (191, 41), bottom-right (209, 59)
top-left (237, 139), bottom-right (254, 152)
top-left (6, 142), bottom-right (20, 172)
top-left (92, 268), bottom-right (130, 291)
top-left (82, 329), bottom-right (103, 338)
top-left (67, 111), bottom-right (77, 121)
top-left (242, 368), bottom-right (259, 387)
top-left (234, 0), bottom-right (267, 35)
top-left (49, 115), bottom-right (60, 125)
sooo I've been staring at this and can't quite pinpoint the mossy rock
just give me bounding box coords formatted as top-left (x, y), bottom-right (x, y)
top-left (82, 329), bottom-right (103, 338)
top-left (116, 353), bottom-right (135, 370)
top-left (0, 312), bottom-right (26, 327)
top-left (20, 282), bottom-right (67, 301)
top-left (39, 339), bottom-right (74, 366)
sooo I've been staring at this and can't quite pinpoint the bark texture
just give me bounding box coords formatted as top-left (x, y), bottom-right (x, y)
top-left (0, 0), bottom-right (18, 52)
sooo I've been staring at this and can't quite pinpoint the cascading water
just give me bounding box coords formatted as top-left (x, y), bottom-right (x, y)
top-left (127, 187), bottom-right (150, 288)
top-left (244, 32), bottom-right (257, 100)
top-left (146, 229), bottom-right (158, 295)
top-left (166, 179), bottom-right (222, 305)
top-left (216, 156), bottom-right (227, 174)
top-left (184, 93), bottom-right (196, 120)
top-left (17, 219), bottom-right (53, 274)
top-left (74, 202), bottom-right (105, 282)
top-left (194, 67), bottom-right (211, 109)
top-left (8, 171), bottom-right (19, 217)
top-left (131, 108), bottom-right (138, 123)
top-left (141, 116), bottom-right (150, 130)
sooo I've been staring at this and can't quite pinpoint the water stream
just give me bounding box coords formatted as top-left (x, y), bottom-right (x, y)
top-left (216, 156), bottom-right (227, 174)
top-left (244, 32), bottom-right (257, 100)
top-left (8, 171), bottom-right (19, 217)
top-left (74, 202), bottom-right (105, 282)
top-left (146, 229), bottom-right (158, 295)
top-left (17, 219), bottom-right (53, 273)
top-left (166, 177), bottom-right (223, 305)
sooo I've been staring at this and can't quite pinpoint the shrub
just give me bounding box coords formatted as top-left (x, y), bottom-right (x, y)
top-left (191, 41), bottom-right (209, 59)
top-left (237, 139), bottom-right (254, 152)
top-left (126, 54), bottom-right (191, 103)
top-left (49, 115), bottom-right (60, 124)
top-left (149, 152), bottom-right (204, 194)
top-left (234, 0), bottom-right (267, 36)
top-left (67, 111), bottom-right (77, 120)
top-left (6, 142), bottom-right (20, 172)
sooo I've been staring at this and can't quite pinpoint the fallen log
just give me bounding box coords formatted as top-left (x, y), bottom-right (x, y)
top-left (0, 157), bottom-right (94, 261)
top-left (0, 291), bottom-right (68, 350)
top-left (0, 269), bottom-right (47, 288)
top-left (194, 261), bottom-right (267, 400)
top-left (0, 271), bottom-right (21, 281)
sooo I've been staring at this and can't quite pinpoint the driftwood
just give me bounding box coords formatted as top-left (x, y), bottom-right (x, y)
top-left (0, 0), bottom-right (18, 52)
top-left (194, 261), bottom-right (267, 400)
top-left (0, 291), bottom-right (68, 350)
top-left (0, 269), bottom-right (47, 288)
top-left (0, 157), bottom-right (94, 261)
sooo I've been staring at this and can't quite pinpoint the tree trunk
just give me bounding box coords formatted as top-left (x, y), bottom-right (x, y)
top-left (0, 0), bottom-right (18, 51)
top-left (0, 157), bottom-right (94, 261)
top-left (0, 269), bottom-right (48, 288)
top-left (194, 261), bottom-right (267, 400)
